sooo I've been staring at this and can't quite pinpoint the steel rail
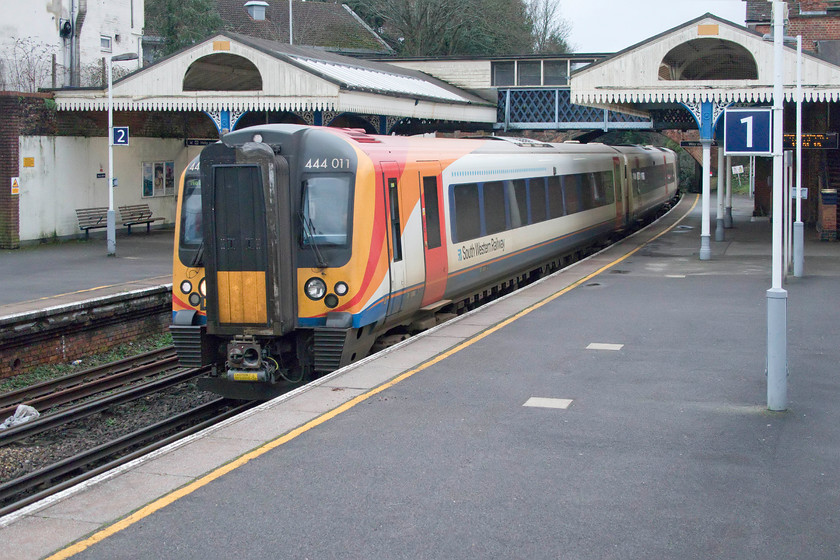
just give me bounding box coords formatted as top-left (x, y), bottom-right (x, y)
top-left (0, 347), bottom-right (176, 417)
top-left (0, 367), bottom-right (208, 446)
top-left (0, 398), bottom-right (254, 517)
top-left (0, 355), bottom-right (180, 420)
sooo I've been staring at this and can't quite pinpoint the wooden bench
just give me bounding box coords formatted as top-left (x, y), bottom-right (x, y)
top-left (75, 207), bottom-right (109, 239)
top-left (118, 204), bottom-right (164, 234)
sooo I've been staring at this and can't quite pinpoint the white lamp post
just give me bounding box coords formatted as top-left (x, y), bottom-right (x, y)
top-left (107, 52), bottom-right (138, 256)
top-left (767, 1), bottom-right (787, 411)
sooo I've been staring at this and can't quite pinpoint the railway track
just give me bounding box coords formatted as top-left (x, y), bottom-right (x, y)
top-left (0, 347), bottom-right (178, 419)
top-left (0, 348), bottom-right (259, 516)
top-left (0, 398), bottom-right (254, 517)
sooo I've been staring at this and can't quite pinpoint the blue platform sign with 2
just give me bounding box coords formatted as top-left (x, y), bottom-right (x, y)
top-left (113, 126), bottom-right (130, 146)
top-left (724, 108), bottom-right (772, 156)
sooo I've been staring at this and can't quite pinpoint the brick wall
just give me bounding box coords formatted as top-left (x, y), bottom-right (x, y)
top-left (0, 287), bottom-right (172, 379)
top-left (751, 1), bottom-right (840, 51)
top-left (21, 105), bottom-right (219, 139)
top-left (0, 93), bottom-right (22, 249)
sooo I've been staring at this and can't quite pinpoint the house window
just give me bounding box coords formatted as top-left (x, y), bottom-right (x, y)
top-left (143, 161), bottom-right (175, 198)
top-left (491, 62), bottom-right (515, 86)
top-left (517, 61), bottom-right (541, 86)
top-left (543, 61), bottom-right (568, 85)
top-left (100, 35), bottom-right (112, 52)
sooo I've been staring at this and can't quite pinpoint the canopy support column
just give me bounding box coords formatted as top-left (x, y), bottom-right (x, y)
top-left (716, 146), bottom-right (725, 241)
top-left (682, 100), bottom-right (727, 260)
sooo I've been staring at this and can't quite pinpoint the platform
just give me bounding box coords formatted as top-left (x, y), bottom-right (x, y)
top-left (2, 194), bottom-right (840, 560)
top-left (0, 230), bottom-right (174, 319)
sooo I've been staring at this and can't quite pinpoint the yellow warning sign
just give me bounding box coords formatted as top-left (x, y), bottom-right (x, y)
top-left (23, 157), bottom-right (34, 168)
top-left (11, 176), bottom-right (20, 195)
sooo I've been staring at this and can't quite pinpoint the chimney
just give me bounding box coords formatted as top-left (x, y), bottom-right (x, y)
top-left (245, 0), bottom-right (269, 21)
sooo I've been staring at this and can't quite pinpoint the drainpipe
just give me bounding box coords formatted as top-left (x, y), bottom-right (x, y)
top-left (73, 0), bottom-right (87, 86)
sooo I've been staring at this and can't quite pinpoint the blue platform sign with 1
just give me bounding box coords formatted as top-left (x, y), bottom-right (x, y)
top-left (724, 108), bottom-right (772, 156)
top-left (113, 126), bottom-right (130, 146)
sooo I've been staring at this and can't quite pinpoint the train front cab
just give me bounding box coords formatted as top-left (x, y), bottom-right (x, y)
top-left (173, 126), bottom-right (398, 400)
top-left (198, 140), bottom-right (298, 398)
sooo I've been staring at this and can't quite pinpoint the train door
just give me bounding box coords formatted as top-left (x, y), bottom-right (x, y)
top-left (613, 156), bottom-right (630, 227)
top-left (201, 143), bottom-right (296, 334)
top-left (418, 163), bottom-right (448, 306)
top-left (381, 161), bottom-right (406, 317)
top-left (212, 165), bottom-right (269, 325)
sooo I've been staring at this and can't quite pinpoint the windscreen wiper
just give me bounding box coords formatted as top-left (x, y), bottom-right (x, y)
top-left (190, 241), bottom-right (205, 267)
top-left (298, 211), bottom-right (327, 268)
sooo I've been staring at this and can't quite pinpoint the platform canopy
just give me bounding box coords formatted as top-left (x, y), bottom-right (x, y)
top-left (571, 13), bottom-right (840, 115)
top-left (54, 32), bottom-right (495, 123)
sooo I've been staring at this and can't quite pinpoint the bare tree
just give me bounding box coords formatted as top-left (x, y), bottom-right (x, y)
top-left (80, 59), bottom-right (133, 88)
top-left (0, 37), bottom-right (58, 92)
top-left (527, 0), bottom-right (572, 53)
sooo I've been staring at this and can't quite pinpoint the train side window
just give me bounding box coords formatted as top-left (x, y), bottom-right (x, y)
top-left (529, 178), bottom-right (547, 224)
top-left (388, 178), bottom-right (403, 262)
top-left (510, 179), bottom-right (527, 228)
top-left (600, 170), bottom-right (616, 205)
top-left (483, 181), bottom-right (506, 235)
top-left (547, 175), bottom-right (564, 219)
top-left (422, 176), bottom-right (442, 249)
top-left (453, 183), bottom-right (480, 242)
top-left (563, 175), bottom-right (581, 215)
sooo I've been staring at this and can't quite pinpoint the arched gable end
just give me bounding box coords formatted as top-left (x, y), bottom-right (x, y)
top-left (659, 38), bottom-right (758, 81)
top-left (183, 53), bottom-right (263, 91)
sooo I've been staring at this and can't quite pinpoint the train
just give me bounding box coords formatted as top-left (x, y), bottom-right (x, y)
top-left (170, 124), bottom-right (678, 399)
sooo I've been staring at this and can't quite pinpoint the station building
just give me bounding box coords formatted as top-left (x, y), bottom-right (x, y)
top-left (3, 2), bottom-right (840, 253)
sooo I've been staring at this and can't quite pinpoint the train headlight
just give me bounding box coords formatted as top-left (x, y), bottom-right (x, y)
top-left (334, 282), bottom-right (349, 296)
top-left (180, 280), bottom-right (192, 294)
top-left (325, 294), bottom-right (339, 309)
top-left (305, 278), bottom-right (327, 300)
top-left (189, 293), bottom-right (201, 306)
top-left (199, 278), bottom-right (206, 297)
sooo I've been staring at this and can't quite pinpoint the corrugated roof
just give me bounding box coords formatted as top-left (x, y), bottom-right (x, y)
top-left (228, 33), bottom-right (488, 105)
top-left (288, 56), bottom-right (471, 103)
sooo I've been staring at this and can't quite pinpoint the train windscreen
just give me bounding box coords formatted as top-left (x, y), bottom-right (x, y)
top-left (301, 175), bottom-right (352, 247)
top-left (178, 177), bottom-right (203, 266)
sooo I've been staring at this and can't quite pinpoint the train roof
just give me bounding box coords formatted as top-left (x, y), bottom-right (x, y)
top-left (221, 124), bottom-right (673, 158)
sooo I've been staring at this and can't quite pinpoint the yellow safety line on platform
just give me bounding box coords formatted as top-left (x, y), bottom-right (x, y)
top-left (47, 195), bottom-right (698, 560)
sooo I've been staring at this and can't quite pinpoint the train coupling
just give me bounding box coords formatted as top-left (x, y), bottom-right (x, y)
top-left (226, 335), bottom-right (275, 382)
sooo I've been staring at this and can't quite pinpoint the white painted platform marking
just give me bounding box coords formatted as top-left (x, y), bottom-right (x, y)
top-left (666, 274), bottom-right (686, 278)
top-left (524, 397), bottom-right (573, 409)
top-left (586, 343), bottom-right (624, 351)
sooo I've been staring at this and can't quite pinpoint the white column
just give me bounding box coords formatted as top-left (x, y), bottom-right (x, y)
top-left (767, 0), bottom-right (788, 411)
top-left (725, 156), bottom-right (733, 228)
top-left (700, 141), bottom-right (712, 260)
top-left (794, 35), bottom-right (805, 277)
top-left (716, 146), bottom-right (725, 241)
top-left (785, 151), bottom-right (793, 274)
top-left (107, 57), bottom-right (116, 257)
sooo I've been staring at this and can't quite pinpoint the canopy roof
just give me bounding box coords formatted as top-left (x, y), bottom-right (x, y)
top-left (55, 33), bottom-right (495, 123)
top-left (571, 14), bottom-right (840, 111)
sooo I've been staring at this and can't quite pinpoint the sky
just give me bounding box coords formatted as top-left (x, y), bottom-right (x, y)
top-left (561, 0), bottom-right (747, 53)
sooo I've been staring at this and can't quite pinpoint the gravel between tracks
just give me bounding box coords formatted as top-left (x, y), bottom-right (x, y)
top-left (0, 382), bottom-right (217, 484)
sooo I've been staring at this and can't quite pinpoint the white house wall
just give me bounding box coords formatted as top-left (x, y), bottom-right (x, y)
top-left (18, 136), bottom-right (193, 242)
top-left (80, 0), bottom-right (144, 70)
top-left (0, 0), bottom-right (141, 90)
